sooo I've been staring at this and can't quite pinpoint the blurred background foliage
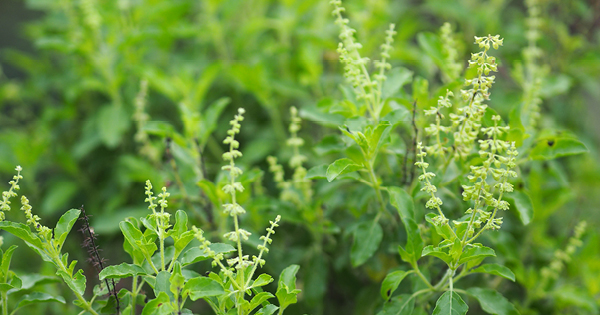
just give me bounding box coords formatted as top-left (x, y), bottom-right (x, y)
top-left (0, 0), bottom-right (599, 314)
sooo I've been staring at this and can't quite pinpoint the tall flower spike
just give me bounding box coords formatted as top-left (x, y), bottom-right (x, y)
top-left (286, 106), bottom-right (312, 201)
top-left (424, 90), bottom-right (453, 157)
top-left (415, 143), bottom-right (448, 226)
top-left (20, 195), bottom-right (51, 240)
top-left (450, 34), bottom-right (503, 158)
top-left (0, 166), bottom-right (23, 219)
top-left (221, 108), bottom-right (252, 273)
top-left (330, 0), bottom-right (380, 121)
top-left (440, 23), bottom-right (462, 83)
top-left (222, 108), bottom-right (246, 217)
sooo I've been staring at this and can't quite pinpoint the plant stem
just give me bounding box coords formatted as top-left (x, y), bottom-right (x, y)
top-left (413, 264), bottom-right (435, 290)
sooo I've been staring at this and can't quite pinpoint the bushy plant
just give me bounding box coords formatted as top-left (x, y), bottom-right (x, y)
top-left (0, 0), bottom-right (598, 314)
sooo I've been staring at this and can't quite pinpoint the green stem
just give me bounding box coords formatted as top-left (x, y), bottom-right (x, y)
top-left (413, 264), bottom-right (435, 290)
top-left (54, 254), bottom-right (99, 315)
top-left (130, 276), bottom-right (138, 315)
top-left (2, 291), bottom-right (8, 315)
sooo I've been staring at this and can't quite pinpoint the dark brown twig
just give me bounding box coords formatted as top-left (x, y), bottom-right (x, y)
top-left (79, 206), bottom-right (120, 314)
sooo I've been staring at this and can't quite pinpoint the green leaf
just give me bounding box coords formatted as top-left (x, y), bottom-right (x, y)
top-left (368, 121), bottom-right (392, 156)
top-left (56, 269), bottom-right (86, 296)
top-left (382, 106), bottom-right (411, 127)
top-left (252, 274), bottom-right (273, 288)
top-left (326, 158), bottom-right (363, 182)
top-left (11, 273), bottom-right (58, 292)
top-left (172, 210), bottom-right (188, 239)
top-left (350, 219), bottom-right (383, 267)
top-left (382, 67), bottom-right (413, 99)
top-left (15, 292), bottom-right (65, 309)
top-left (170, 262), bottom-right (185, 298)
top-left (306, 164), bottom-right (328, 179)
top-left (300, 105), bottom-right (345, 128)
top-left (120, 221), bottom-right (144, 251)
top-left (248, 292), bottom-right (275, 313)
top-left (180, 243), bottom-right (235, 266)
top-left (154, 271), bottom-right (173, 300)
top-left (98, 263), bottom-right (148, 281)
top-left (529, 136), bottom-right (588, 160)
top-left (380, 270), bottom-right (413, 300)
top-left (185, 277), bottom-right (225, 300)
top-left (471, 264), bottom-right (516, 282)
top-left (432, 291), bottom-right (468, 315)
top-left (1, 245), bottom-right (17, 278)
top-left (457, 245), bottom-right (496, 265)
top-left (378, 294), bottom-right (415, 315)
top-left (388, 186), bottom-right (415, 219)
top-left (508, 191), bottom-right (534, 225)
top-left (422, 245), bottom-right (453, 265)
top-left (508, 103), bottom-right (525, 146)
top-left (97, 104), bottom-right (130, 149)
top-left (276, 265), bottom-right (301, 312)
top-left (53, 209), bottom-right (81, 251)
top-left (141, 291), bottom-right (173, 315)
top-left (388, 187), bottom-right (423, 264)
top-left (255, 304), bottom-right (279, 315)
top-left (0, 222), bottom-right (44, 252)
top-left (466, 288), bottom-right (520, 315)
top-left (425, 213), bottom-right (456, 241)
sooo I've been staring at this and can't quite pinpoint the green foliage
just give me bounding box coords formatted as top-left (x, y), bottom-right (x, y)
top-left (0, 0), bottom-right (599, 314)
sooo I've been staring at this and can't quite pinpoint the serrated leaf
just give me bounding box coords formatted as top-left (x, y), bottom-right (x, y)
top-left (141, 291), bottom-right (172, 315)
top-left (351, 219), bottom-right (383, 267)
top-left (471, 264), bottom-right (515, 282)
top-left (368, 121), bottom-right (392, 156)
top-left (252, 274), bottom-right (273, 288)
top-left (276, 265), bottom-right (301, 312)
top-left (180, 243), bottom-right (235, 266)
top-left (56, 269), bottom-right (86, 296)
top-left (306, 164), bottom-right (328, 179)
top-left (185, 277), bottom-right (225, 300)
top-left (99, 263), bottom-right (147, 281)
top-left (53, 209), bottom-right (81, 251)
top-left (0, 222), bottom-right (44, 253)
top-left (256, 304), bottom-right (279, 315)
top-left (529, 137), bottom-right (588, 160)
top-left (425, 213), bottom-right (456, 241)
top-left (432, 291), bottom-right (468, 315)
top-left (422, 245), bottom-right (453, 265)
top-left (248, 292), bottom-right (274, 313)
top-left (154, 271), bottom-right (173, 300)
top-left (388, 187), bottom-right (423, 265)
top-left (380, 270), bottom-right (413, 300)
top-left (508, 191), bottom-right (534, 225)
top-left (15, 292), bottom-right (65, 309)
top-left (457, 246), bottom-right (495, 265)
top-left (1, 245), bottom-right (17, 278)
top-left (378, 294), bottom-right (415, 315)
top-left (326, 158), bottom-right (363, 182)
top-left (467, 288), bottom-right (520, 315)
top-left (172, 210), bottom-right (188, 239)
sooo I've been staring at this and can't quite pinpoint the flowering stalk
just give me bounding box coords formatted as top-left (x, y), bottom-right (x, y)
top-left (330, 0), bottom-right (395, 122)
top-left (451, 35), bottom-right (503, 158)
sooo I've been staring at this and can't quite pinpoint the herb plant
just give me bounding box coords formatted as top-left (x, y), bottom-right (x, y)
top-left (0, 0), bottom-right (598, 314)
